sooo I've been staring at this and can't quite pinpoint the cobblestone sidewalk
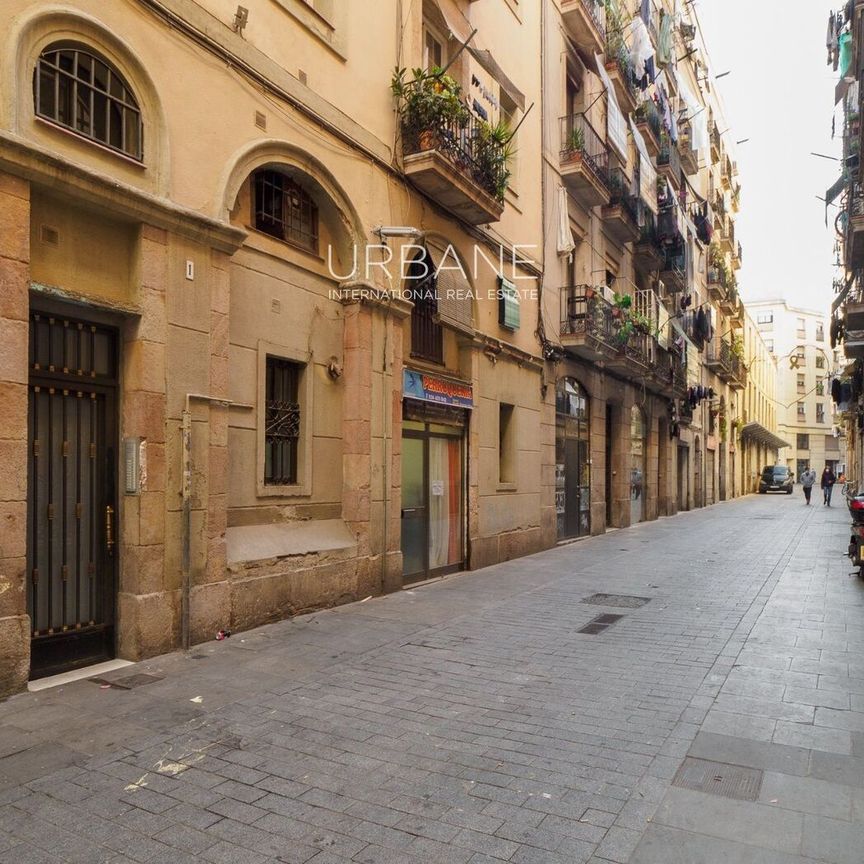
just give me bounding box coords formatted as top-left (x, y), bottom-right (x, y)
top-left (0, 494), bottom-right (861, 863)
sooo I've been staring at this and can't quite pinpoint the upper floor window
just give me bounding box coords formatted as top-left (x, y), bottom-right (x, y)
top-left (35, 44), bottom-right (142, 160)
top-left (253, 170), bottom-right (319, 254)
top-left (816, 323), bottom-right (825, 342)
top-left (815, 354), bottom-right (825, 369)
top-left (264, 356), bottom-right (301, 485)
top-left (423, 24), bottom-right (446, 71)
top-left (756, 312), bottom-right (773, 326)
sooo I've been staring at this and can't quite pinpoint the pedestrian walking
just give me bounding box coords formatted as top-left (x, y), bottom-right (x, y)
top-left (800, 465), bottom-right (817, 505)
top-left (821, 465), bottom-right (837, 506)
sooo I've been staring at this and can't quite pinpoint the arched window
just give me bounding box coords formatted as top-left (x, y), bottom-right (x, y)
top-left (253, 170), bottom-right (319, 253)
top-left (34, 43), bottom-right (143, 160)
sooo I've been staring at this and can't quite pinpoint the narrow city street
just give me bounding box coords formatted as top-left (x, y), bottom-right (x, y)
top-left (1, 493), bottom-right (862, 864)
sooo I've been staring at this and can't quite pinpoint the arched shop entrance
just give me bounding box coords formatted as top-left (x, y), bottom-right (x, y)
top-left (555, 378), bottom-right (591, 540)
top-left (630, 406), bottom-right (647, 524)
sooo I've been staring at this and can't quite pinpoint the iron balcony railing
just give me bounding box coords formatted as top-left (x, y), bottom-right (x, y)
top-left (560, 285), bottom-right (651, 369)
top-left (560, 113), bottom-right (611, 191)
top-left (400, 110), bottom-right (506, 202)
top-left (606, 38), bottom-right (640, 102)
top-left (708, 266), bottom-right (728, 289)
top-left (658, 134), bottom-right (682, 184)
top-left (707, 339), bottom-right (733, 375)
top-left (635, 98), bottom-right (662, 143)
top-left (575, 0), bottom-right (606, 38)
top-left (737, 241), bottom-right (743, 263)
top-left (608, 168), bottom-right (639, 224)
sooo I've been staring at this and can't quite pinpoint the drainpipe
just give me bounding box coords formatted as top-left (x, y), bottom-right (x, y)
top-left (181, 393), bottom-right (253, 651)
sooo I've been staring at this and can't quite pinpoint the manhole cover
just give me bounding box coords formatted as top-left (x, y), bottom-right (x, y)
top-left (577, 614), bottom-right (624, 635)
top-left (582, 593), bottom-right (651, 608)
top-left (672, 757), bottom-right (763, 801)
top-left (91, 673), bottom-right (164, 690)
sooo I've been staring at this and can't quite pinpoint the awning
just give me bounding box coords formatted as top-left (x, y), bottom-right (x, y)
top-left (425, 0), bottom-right (525, 110)
top-left (740, 422), bottom-right (791, 451)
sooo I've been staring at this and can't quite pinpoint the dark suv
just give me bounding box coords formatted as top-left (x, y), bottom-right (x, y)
top-left (759, 465), bottom-right (794, 494)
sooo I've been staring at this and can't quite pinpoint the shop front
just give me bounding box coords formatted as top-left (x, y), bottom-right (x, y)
top-left (401, 370), bottom-right (470, 584)
top-left (555, 378), bottom-right (591, 540)
top-left (630, 406), bottom-right (647, 524)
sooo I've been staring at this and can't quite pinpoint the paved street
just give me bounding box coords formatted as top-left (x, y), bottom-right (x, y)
top-left (0, 493), bottom-right (863, 863)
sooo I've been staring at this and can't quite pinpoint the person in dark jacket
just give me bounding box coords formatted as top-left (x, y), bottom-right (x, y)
top-left (821, 465), bottom-right (837, 506)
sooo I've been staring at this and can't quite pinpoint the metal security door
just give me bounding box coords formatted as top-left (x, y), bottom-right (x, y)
top-left (27, 311), bottom-right (117, 678)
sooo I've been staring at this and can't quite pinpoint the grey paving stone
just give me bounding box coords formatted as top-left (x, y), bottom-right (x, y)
top-left (772, 721), bottom-right (854, 755)
top-left (800, 814), bottom-right (864, 864)
top-left (809, 751), bottom-right (864, 788)
top-left (630, 824), bottom-right (822, 864)
top-left (653, 787), bottom-right (803, 854)
top-left (758, 772), bottom-right (854, 820)
top-left (701, 710), bottom-right (777, 742)
top-left (688, 731), bottom-right (810, 776)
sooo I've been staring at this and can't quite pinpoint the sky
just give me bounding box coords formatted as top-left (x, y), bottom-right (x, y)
top-left (697, 0), bottom-right (842, 315)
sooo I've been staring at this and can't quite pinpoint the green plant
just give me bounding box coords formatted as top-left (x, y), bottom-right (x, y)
top-left (476, 119), bottom-right (515, 201)
top-left (390, 66), bottom-right (470, 131)
top-left (616, 319), bottom-right (635, 345)
top-left (731, 336), bottom-right (745, 359)
top-left (612, 292), bottom-right (632, 311)
top-left (568, 125), bottom-right (585, 153)
top-left (631, 312), bottom-right (652, 335)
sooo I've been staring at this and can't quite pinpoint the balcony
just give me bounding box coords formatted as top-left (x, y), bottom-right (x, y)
top-left (846, 185), bottom-right (864, 270)
top-left (632, 210), bottom-right (665, 273)
top-left (705, 339), bottom-right (734, 382)
top-left (560, 114), bottom-right (611, 208)
top-left (678, 122), bottom-right (700, 175)
top-left (560, 286), bottom-right (653, 378)
top-left (711, 124), bottom-right (722, 163)
top-left (601, 170), bottom-right (640, 245)
top-left (730, 353), bottom-right (747, 390)
top-left (721, 156), bottom-right (733, 189)
top-left (660, 249), bottom-right (687, 294)
top-left (721, 217), bottom-right (735, 254)
top-left (732, 240), bottom-right (742, 271)
top-left (604, 41), bottom-right (639, 113)
top-left (400, 112), bottom-right (505, 224)
top-left (657, 134), bottom-right (682, 189)
top-left (707, 265), bottom-right (729, 302)
top-left (561, 0), bottom-right (606, 58)
top-left (634, 99), bottom-right (662, 157)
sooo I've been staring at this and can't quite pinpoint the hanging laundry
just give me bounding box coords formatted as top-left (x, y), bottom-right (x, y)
top-left (630, 17), bottom-right (654, 81)
top-left (641, 0), bottom-right (651, 26)
top-left (840, 30), bottom-right (853, 77)
top-left (657, 10), bottom-right (674, 66)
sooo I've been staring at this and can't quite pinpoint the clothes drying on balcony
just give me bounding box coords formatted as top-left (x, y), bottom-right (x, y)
top-left (630, 118), bottom-right (657, 212)
top-left (657, 10), bottom-right (674, 66)
top-left (629, 17), bottom-right (654, 81)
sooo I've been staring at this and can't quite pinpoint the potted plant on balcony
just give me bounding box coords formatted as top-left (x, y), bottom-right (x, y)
top-left (632, 311), bottom-right (653, 336)
top-left (611, 291), bottom-right (632, 320)
top-left (475, 119), bottom-right (514, 202)
top-left (564, 124), bottom-right (584, 159)
top-left (391, 66), bottom-right (470, 152)
top-left (615, 318), bottom-right (635, 347)
top-left (731, 336), bottom-right (745, 360)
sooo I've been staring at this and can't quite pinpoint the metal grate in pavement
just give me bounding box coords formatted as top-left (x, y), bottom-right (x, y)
top-left (577, 614), bottom-right (624, 635)
top-left (672, 757), bottom-right (763, 801)
top-left (582, 593), bottom-right (651, 608)
top-left (90, 673), bottom-right (164, 690)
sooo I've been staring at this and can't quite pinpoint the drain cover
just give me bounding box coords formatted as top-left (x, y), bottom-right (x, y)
top-left (582, 593), bottom-right (651, 608)
top-left (91, 673), bottom-right (164, 690)
top-left (672, 757), bottom-right (763, 801)
top-left (577, 614), bottom-right (624, 635)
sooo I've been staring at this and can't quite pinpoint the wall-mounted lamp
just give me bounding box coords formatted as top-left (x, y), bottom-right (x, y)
top-left (232, 5), bottom-right (249, 34)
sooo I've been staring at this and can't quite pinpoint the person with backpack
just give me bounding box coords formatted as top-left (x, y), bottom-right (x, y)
top-left (800, 466), bottom-right (817, 505)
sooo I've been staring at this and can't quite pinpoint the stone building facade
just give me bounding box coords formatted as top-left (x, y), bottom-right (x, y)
top-left (0, 0), bottom-right (772, 696)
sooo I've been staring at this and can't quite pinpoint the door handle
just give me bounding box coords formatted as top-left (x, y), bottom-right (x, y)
top-left (401, 508), bottom-right (418, 515)
top-left (105, 504), bottom-right (114, 557)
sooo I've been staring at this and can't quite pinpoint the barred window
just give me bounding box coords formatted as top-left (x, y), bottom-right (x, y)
top-left (265, 356), bottom-right (301, 485)
top-left (35, 44), bottom-right (142, 160)
top-left (254, 170), bottom-right (319, 253)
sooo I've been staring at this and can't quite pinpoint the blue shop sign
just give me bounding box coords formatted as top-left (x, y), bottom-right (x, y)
top-left (403, 370), bottom-right (473, 409)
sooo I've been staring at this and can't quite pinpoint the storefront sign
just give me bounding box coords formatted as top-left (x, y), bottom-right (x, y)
top-left (403, 370), bottom-right (474, 409)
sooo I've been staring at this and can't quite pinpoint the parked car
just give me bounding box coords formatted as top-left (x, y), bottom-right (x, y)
top-left (758, 465), bottom-right (794, 494)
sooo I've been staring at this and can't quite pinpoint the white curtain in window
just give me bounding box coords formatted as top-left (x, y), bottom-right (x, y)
top-left (595, 55), bottom-right (628, 163)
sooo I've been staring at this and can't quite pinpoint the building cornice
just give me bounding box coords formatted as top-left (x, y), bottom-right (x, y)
top-left (0, 131), bottom-right (247, 253)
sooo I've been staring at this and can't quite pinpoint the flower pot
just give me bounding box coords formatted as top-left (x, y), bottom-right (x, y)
top-left (612, 307), bottom-right (623, 320)
top-left (418, 130), bottom-right (437, 151)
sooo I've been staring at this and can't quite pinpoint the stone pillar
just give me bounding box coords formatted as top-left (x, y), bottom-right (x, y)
top-left (118, 225), bottom-right (173, 660)
top-left (189, 249), bottom-right (232, 643)
top-left (590, 390), bottom-right (607, 535)
top-left (383, 317), bottom-right (405, 593)
top-left (342, 302), bottom-right (373, 586)
top-left (0, 171), bottom-right (31, 696)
